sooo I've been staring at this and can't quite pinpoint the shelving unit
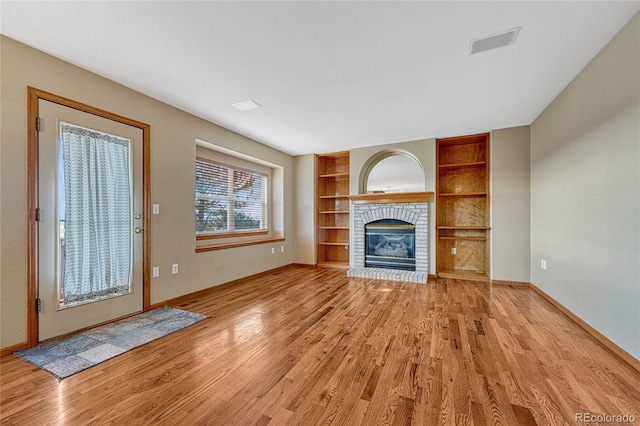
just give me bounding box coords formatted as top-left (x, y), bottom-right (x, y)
top-left (316, 151), bottom-right (350, 268)
top-left (436, 133), bottom-right (490, 281)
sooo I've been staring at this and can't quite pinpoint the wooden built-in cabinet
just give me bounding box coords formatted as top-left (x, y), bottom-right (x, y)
top-left (316, 151), bottom-right (350, 268)
top-left (436, 133), bottom-right (490, 281)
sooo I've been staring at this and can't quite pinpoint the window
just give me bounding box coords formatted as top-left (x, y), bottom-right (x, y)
top-left (195, 157), bottom-right (268, 237)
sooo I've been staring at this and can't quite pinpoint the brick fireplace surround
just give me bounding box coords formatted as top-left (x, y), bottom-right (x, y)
top-left (347, 192), bottom-right (433, 283)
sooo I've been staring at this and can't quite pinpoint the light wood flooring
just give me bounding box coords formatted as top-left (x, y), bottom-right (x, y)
top-left (1, 265), bottom-right (639, 425)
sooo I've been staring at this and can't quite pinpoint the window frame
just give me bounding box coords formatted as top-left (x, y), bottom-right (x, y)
top-left (195, 156), bottom-right (268, 240)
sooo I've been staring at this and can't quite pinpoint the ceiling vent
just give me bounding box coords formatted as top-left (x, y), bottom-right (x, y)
top-left (232, 99), bottom-right (262, 111)
top-left (470, 27), bottom-right (520, 55)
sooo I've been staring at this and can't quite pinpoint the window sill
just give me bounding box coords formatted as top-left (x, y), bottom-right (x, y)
top-left (196, 230), bottom-right (268, 240)
top-left (195, 237), bottom-right (285, 253)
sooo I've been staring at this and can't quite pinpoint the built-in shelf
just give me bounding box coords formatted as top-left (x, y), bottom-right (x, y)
top-left (319, 173), bottom-right (350, 178)
top-left (317, 261), bottom-right (350, 269)
top-left (436, 133), bottom-right (490, 280)
top-left (316, 151), bottom-right (350, 269)
top-left (438, 161), bottom-right (486, 169)
top-left (438, 236), bottom-right (487, 241)
top-left (438, 192), bottom-right (487, 197)
top-left (437, 226), bottom-right (491, 230)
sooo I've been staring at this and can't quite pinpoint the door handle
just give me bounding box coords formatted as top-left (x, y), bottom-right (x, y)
top-left (135, 227), bottom-right (144, 234)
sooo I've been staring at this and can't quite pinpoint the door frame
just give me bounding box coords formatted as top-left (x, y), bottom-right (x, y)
top-left (26, 86), bottom-right (151, 347)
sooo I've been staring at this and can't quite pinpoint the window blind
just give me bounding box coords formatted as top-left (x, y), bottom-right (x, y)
top-left (195, 157), bottom-right (268, 234)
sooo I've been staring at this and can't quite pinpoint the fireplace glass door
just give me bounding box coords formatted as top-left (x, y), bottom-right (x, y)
top-left (365, 220), bottom-right (416, 271)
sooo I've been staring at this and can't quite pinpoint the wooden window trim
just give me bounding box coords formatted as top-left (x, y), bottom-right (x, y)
top-left (196, 237), bottom-right (284, 253)
top-left (196, 230), bottom-right (268, 240)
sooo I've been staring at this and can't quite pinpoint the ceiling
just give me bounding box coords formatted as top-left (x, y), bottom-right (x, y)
top-left (1, 1), bottom-right (639, 156)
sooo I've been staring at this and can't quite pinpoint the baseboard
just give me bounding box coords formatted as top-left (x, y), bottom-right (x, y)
top-left (529, 282), bottom-right (640, 374)
top-left (1, 341), bottom-right (28, 358)
top-left (428, 274), bottom-right (437, 281)
top-left (490, 279), bottom-right (530, 287)
top-left (149, 263), bottom-right (302, 310)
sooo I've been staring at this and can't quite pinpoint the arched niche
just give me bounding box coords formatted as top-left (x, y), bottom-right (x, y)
top-left (359, 150), bottom-right (425, 194)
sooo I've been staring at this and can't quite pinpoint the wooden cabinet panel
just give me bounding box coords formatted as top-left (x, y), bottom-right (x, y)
top-left (317, 245), bottom-right (350, 265)
top-left (318, 213), bottom-right (349, 228)
top-left (317, 154), bottom-right (350, 175)
top-left (318, 228), bottom-right (349, 245)
top-left (437, 197), bottom-right (487, 227)
top-left (317, 176), bottom-right (350, 197)
top-left (438, 239), bottom-right (486, 272)
top-left (438, 168), bottom-right (486, 194)
top-left (439, 139), bottom-right (487, 165)
top-left (318, 197), bottom-right (349, 212)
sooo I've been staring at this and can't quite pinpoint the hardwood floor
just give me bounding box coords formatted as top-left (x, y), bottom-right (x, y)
top-left (1, 265), bottom-right (639, 425)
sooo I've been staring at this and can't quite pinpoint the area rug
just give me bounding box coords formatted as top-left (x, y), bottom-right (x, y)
top-left (14, 307), bottom-right (208, 379)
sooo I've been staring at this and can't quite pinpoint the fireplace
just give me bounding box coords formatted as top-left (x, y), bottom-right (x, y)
top-left (348, 192), bottom-right (433, 283)
top-left (365, 220), bottom-right (415, 271)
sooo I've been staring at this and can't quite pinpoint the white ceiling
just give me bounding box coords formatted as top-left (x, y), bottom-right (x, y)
top-left (1, 1), bottom-right (639, 156)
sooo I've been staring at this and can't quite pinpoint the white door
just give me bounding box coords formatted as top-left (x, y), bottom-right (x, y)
top-left (38, 100), bottom-right (144, 341)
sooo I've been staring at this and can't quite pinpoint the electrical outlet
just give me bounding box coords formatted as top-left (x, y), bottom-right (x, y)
top-left (172, 264), bottom-right (179, 274)
top-left (271, 247), bottom-right (275, 255)
top-left (152, 267), bottom-right (160, 278)
top-left (152, 204), bottom-right (160, 215)
top-left (451, 247), bottom-right (457, 255)
top-left (280, 245), bottom-right (285, 253)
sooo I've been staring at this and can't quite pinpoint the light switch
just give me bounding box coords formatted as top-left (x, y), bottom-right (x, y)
top-left (153, 204), bottom-right (160, 215)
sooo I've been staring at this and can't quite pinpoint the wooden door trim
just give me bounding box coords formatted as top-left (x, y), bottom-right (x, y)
top-left (26, 87), bottom-right (151, 347)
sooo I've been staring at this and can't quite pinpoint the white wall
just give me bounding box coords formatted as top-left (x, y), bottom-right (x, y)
top-left (530, 13), bottom-right (639, 359)
top-left (491, 126), bottom-right (531, 282)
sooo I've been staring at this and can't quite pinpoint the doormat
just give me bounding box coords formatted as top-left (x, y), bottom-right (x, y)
top-left (14, 307), bottom-right (208, 379)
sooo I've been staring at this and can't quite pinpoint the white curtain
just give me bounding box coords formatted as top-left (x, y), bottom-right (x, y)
top-left (61, 123), bottom-right (132, 306)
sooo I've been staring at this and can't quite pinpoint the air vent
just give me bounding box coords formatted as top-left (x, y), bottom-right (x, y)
top-left (232, 99), bottom-right (262, 111)
top-left (470, 27), bottom-right (520, 55)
